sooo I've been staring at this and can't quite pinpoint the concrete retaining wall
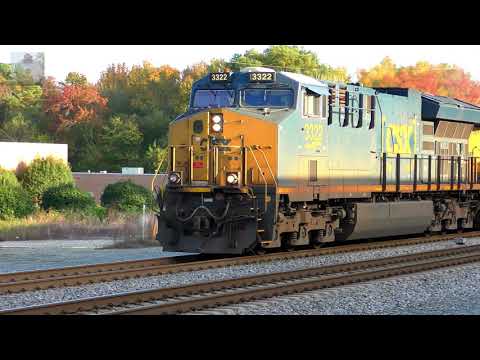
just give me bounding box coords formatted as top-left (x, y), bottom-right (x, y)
top-left (73, 172), bottom-right (167, 203)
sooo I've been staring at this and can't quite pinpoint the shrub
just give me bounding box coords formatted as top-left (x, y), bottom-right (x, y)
top-left (0, 185), bottom-right (35, 220)
top-left (0, 168), bottom-right (20, 188)
top-left (20, 156), bottom-right (74, 204)
top-left (101, 180), bottom-right (155, 213)
top-left (42, 184), bottom-right (96, 212)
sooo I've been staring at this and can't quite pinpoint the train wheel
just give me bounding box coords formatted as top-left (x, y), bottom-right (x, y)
top-left (281, 233), bottom-right (296, 252)
top-left (255, 247), bottom-right (267, 255)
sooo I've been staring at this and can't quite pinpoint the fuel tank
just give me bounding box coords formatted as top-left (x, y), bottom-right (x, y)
top-left (341, 200), bottom-right (433, 240)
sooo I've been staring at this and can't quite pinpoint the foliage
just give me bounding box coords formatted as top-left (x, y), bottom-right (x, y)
top-left (0, 167), bottom-right (20, 187)
top-left (98, 116), bottom-right (144, 171)
top-left (0, 184), bottom-right (35, 220)
top-left (65, 72), bottom-right (88, 86)
top-left (101, 180), bottom-right (155, 213)
top-left (229, 45), bottom-right (350, 82)
top-left (43, 78), bottom-right (108, 132)
top-left (4, 47), bottom-right (480, 175)
top-left (20, 156), bottom-right (74, 204)
top-left (1, 113), bottom-right (36, 141)
top-left (42, 183), bottom-right (96, 212)
top-left (358, 57), bottom-right (480, 105)
top-left (145, 140), bottom-right (167, 173)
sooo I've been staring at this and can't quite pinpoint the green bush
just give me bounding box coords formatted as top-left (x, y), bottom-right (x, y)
top-left (20, 156), bottom-right (74, 204)
top-left (101, 180), bottom-right (154, 213)
top-left (42, 184), bottom-right (96, 212)
top-left (0, 185), bottom-right (35, 220)
top-left (0, 168), bottom-right (20, 188)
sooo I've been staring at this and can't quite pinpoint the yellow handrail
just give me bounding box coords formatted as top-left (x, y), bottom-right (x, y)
top-left (255, 146), bottom-right (278, 224)
top-left (247, 145), bottom-right (268, 214)
top-left (151, 148), bottom-right (168, 192)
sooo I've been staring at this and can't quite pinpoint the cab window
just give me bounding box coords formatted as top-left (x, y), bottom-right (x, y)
top-left (303, 91), bottom-right (327, 118)
top-left (192, 90), bottom-right (235, 108)
top-left (241, 89), bottom-right (294, 108)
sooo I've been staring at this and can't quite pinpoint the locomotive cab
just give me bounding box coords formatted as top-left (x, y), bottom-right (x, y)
top-left (158, 68), bottom-right (294, 254)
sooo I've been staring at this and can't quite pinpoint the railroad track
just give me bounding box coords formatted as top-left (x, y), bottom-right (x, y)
top-left (3, 243), bottom-right (480, 315)
top-left (0, 231), bottom-right (478, 295)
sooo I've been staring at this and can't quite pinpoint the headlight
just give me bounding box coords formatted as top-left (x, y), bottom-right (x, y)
top-left (210, 113), bottom-right (223, 133)
top-left (226, 172), bottom-right (239, 185)
top-left (168, 172), bottom-right (182, 185)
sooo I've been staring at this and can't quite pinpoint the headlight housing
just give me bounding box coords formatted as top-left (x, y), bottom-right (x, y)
top-left (226, 172), bottom-right (239, 186)
top-left (168, 171), bottom-right (182, 185)
top-left (210, 113), bottom-right (223, 133)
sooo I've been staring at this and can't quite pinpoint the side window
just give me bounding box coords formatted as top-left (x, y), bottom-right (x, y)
top-left (362, 94), bottom-right (376, 129)
top-left (303, 91), bottom-right (327, 118)
top-left (353, 93), bottom-right (363, 128)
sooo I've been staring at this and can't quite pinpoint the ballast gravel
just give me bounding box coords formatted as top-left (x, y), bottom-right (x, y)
top-left (192, 262), bottom-right (480, 315)
top-left (1, 237), bottom-right (480, 312)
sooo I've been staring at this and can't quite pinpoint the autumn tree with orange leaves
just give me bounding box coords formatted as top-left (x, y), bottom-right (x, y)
top-left (358, 57), bottom-right (480, 105)
top-left (42, 78), bottom-right (107, 132)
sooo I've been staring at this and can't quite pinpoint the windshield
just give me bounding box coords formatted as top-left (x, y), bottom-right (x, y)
top-left (192, 89), bottom-right (235, 108)
top-left (242, 89), bottom-right (294, 108)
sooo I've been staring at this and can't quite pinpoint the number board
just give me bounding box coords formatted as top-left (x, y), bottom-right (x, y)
top-left (249, 72), bottom-right (276, 83)
top-left (210, 73), bottom-right (231, 82)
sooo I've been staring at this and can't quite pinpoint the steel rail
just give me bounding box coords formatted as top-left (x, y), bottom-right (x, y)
top-left (0, 231), bottom-right (479, 295)
top-left (0, 254), bottom-right (206, 293)
top-left (3, 244), bottom-right (480, 315)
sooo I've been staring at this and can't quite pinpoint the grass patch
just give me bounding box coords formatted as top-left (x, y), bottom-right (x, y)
top-left (0, 210), bottom-right (159, 244)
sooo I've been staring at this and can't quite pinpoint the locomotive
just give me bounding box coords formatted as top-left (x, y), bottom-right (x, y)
top-left (156, 67), bottom-right (480, 254)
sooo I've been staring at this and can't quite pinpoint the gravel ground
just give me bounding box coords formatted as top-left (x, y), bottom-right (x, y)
top-left (0, 237), bottom-right (479, 312)
top-left (0, 239), bottom-right (190, 274)
top-left (192, 263), bottom-right (480, 315)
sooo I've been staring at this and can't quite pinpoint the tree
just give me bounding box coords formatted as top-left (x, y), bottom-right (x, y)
top-left (42, 78), bottom-right (108, 132)
top-left (179, 62), bottom-right (210, 112)
top-left (97, 63), bottom-right (130, 115)
top-left (1, 113), bottom-right (35, 141)
top-left (0, 63), bottom-right (44, 127)
top-left (144, 140), bottom-right (167, 173)
top-left (98, 116), bottom-right (144, 171)
top-left (65, 72), bottom-right (88, 86)
top-left (101, 180), bottom-right (155, 213)
top-left (96, 62), bottom-right (184, 158)
top-left (20, 156), bottom-right (74, 205)
top-left (229, 46), bottom-right (350, 82)
top-left (358, 57), bottom-right (480, 105)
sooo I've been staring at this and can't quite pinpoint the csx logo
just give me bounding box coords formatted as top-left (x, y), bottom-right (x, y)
top-left (304, 123), bottom-right (323, 149)
top-left (386, 122), bottom-right (416, 154)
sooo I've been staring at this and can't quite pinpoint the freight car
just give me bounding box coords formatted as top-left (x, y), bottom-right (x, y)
top-left (156, 67), bottom-right (480, 254)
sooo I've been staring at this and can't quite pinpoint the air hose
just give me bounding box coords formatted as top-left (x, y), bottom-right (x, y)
top-left (175, 201), bottom-right (231, 223)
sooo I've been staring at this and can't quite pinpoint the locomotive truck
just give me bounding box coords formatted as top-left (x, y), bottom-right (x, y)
top-left (156, 67), bottom-right (480, 254)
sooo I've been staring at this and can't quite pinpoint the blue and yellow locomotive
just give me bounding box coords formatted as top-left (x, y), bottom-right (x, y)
top-left (156, 67), bottom-right (480, 254)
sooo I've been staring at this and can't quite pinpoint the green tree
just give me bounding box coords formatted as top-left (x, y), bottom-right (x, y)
top-left (0, 113), bottom-right (35, 141)
top-left (42, 183), bottom-right (96, 212)
top-left (20, 156), bottom-right (74, 204)
top-left (144, 140), bottom-right (167, 173)
top-left (229, 45), bottom-right (350, 82)
top-left (101, 180), bottom-right (155, 213)
top-left (65, 72), bottom-right (88, 86)
top-left (99, 116), bottom-right (144, 171)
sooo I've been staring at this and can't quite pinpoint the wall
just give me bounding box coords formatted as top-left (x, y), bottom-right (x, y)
top-left (0, 142), bottom-right (68, 173)
top-left (73, 172), bottom-right (167, 203)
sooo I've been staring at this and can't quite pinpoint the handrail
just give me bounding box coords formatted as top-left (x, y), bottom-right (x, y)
top-left (255, 146), bottom-right (278, 225)
top-left (151, 148), bottom-right (168, 192)
top-left (255, 146), bottom-right (278, 188)
top-left (247, 145), bottom-right (268, 215)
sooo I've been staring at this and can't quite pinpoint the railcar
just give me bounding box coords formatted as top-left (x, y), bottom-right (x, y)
top-left (156, 67), bottom-right (480, 254)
